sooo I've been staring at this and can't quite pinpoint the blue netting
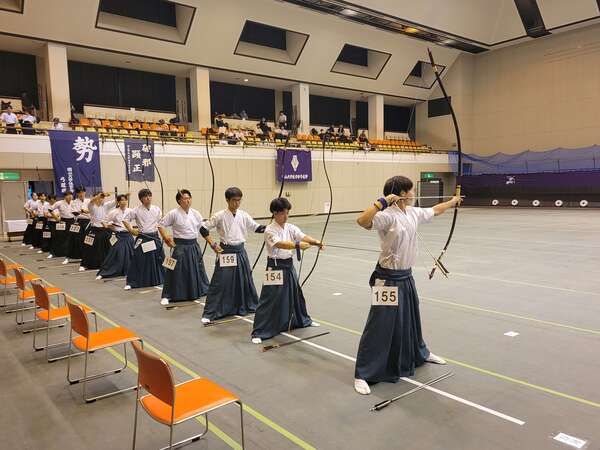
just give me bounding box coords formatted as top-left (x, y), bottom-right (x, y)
top-left (450, 146), bottom-right (600, 175)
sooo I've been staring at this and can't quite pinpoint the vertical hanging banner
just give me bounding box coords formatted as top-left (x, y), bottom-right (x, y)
top-left (49, 131), bottom-right (102, 196)
top-left (124, 139), bottom-right (155, 182)
top-left (276, 148), bottom-right (312, 182)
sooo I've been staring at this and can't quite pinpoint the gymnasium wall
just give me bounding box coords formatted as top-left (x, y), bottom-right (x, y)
top-left (416, 23), bottom-right (600, 156)
top-left (0, 135), bottom-right (452, 218)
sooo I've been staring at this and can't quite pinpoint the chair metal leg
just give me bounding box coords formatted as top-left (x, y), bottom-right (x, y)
top-left (132, 387), bottom-right (141, 450)
top-left (160, 414), bottom-right (209, 450)
top-left (68, 340), bottom-right (142, 403)
top-left (239, 401), bottom-right (245, 450)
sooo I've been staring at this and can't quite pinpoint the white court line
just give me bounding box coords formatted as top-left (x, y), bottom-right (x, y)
top-left (231, 314), bottom-right (525, 426)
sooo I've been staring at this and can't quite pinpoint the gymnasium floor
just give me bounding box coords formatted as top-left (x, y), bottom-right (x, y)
top-left (1, 207), bottom-right (599, 450)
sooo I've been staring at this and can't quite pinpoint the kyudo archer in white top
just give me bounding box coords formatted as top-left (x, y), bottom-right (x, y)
top-left (158, 189), bottom-right (214, 306)
top-left (200, 187), bottom-right (266, 324)
top-left (250, 197), bottom-right (323, 344)
top-left (122, 188), bottom-right (165, 290)
top-left (353, 175), bottom-right (461, 395)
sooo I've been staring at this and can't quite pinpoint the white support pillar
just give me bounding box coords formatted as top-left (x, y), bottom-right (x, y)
top-left (274, 90), bottom-right (283, 120)
top-left (44, 43), bottom-right (71, 123)
top-left (291, 83), bottom-right (310, 134)
top-left (189, 67), bottom-right (211, 131)
top-left (175, 76), bottom-right (189, 124)
top-left (368, 94), bottom-right (384, 140)
top-left (349, 100), bottom-right (356, 132)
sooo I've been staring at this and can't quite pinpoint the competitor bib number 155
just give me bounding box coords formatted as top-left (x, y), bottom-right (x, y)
top-left (219, 253), bottom-right (237, 267)
top-left (264, 270), bottom-right (283, 286)
top-left (162, 256), bottom-right (177, 270)
top-left (371, 286), bottom-right (398, 306)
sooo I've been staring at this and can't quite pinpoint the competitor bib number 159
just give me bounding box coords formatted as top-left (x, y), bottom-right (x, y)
top-left (371, 286), bottom-right (398, 306)
top-left (219, 253), bottom-right (237, 267)
top-left (264, 270), bottom-right (283, 286)
top-left (162, 256), bottom-right (177, 270)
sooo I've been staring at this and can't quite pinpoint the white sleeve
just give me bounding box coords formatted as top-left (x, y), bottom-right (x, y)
top-left (243, 211), bottom-right (261, 231)
top-left (289, 224), bottom-right (306, 241)
top-left (371, 211), bottom-right (394, 231)
top-left (265, 227), bottom-right (280, 247)
top-left (412, 207), bottom-right (435, 225)
top-left (203, 211), bottom-right (220, 230)
top-left (159, 210), bottom-right (174, 228)
top-left (193, 210), bottom-right (205, 228)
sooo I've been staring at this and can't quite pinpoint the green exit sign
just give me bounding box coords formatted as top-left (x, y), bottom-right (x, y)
top-left (0, 171), bottom-right (21, 181)
top-left (422, 172), bottom-right (436, 179)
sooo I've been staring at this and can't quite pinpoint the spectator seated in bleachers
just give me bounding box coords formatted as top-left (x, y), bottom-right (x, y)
top-left (257, 117), bottom-right (271, 141)
top-left (52, 117), bottom-right (64, 130)
top-left (0, 104), bottom-right (18, 134)
top-left (20, 108), bottom-right (37, 135)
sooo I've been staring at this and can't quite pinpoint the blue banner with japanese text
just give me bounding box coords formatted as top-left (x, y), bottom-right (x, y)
top-left (124, 138), bottom-right (155, 182)
top-left (49, 131), bottom-right (102, 196)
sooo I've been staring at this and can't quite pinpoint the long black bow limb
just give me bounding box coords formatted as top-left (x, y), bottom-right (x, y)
top-left (426, 48), bottom-right (462, 280)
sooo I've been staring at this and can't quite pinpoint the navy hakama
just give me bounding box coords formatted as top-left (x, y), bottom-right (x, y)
top-left (354, 265), bottom-right (430, 383)
top-left (97, 231), bottom-right (134, 278)
top-left (202, 243), bottom-right (258, 321)
top-left (51, 218), bottom-right (73, 257)
top-left (80, 226), bottom-right (110, 270)
top-left (161, 238), bottom-right (209, 302)
top-left (251, 257), bottom-right (312, 341)
top-left (22, 220), bottom-right (35, 245)
top-left (32, 218), bottom-right (47, 248)
top-left (67, 218), bottom-right (90, 260)
top-left (40, 221), bottom-right (56, 253)
top-left (125, 232), bottom-right (165, 288)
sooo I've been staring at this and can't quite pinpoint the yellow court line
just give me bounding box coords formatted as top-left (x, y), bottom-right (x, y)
top-left (422, 296), bottom-right (600, 336)
top-left (313, 318), bottom-right (600, 410)
top-left (0, 251), bottom-right (316, 450)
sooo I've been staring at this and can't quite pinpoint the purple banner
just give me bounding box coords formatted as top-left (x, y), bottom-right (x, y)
top-left (49, 131), bottom-right (102, 196)
top-left (276, 149), bottom-right (312, 182)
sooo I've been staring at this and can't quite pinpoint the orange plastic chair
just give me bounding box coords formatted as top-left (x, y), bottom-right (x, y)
top-left (131, 341), bottom-right (245, 449)
top-left (31, 283), bottom-right (97, 362)
top-left (13, 268), bottom-right (62, 331)
top-left (66, 300), bottom-right (142, 403)
top-left (122, 121), bottom-right (132, 129)
top-left (101, 119), bottom-right (111, 129)
top-left (0, 258), bottom-right (23, 304)
top-left (2, 259), bottom-right (40, 310)
top-left (79, 117), bottom-right (91, 127)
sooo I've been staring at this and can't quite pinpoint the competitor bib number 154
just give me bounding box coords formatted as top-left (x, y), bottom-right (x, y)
top-left (371, 286), bottom-right (398, 306)
top-left (162, 256), bottom-right (177, 270)
top-left (219, 253), bottom-right (237, 267)
top-left (264, 270), bottom-right (283, 286)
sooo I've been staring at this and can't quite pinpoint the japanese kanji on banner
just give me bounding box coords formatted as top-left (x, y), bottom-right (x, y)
top-left (49, 131), bottom-right (103, 196)
top-left (124, 139), bottom-right (155, 182)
